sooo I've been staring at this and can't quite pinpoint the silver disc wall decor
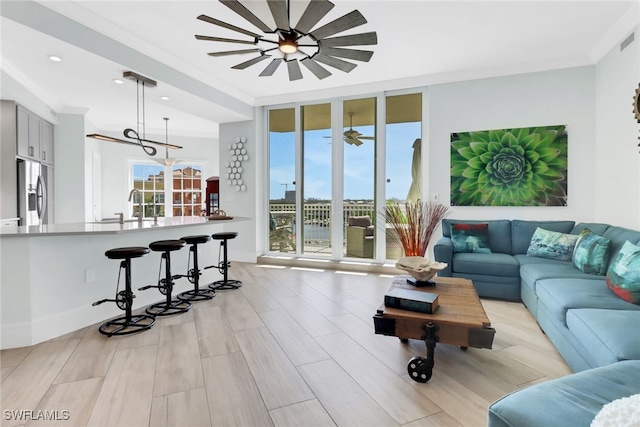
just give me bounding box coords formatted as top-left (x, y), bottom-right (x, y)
top-left (226, 136), bottom-right (248, 191)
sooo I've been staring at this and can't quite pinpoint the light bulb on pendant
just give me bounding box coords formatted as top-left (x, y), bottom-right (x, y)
top-left (155, 118), bottom-right (181, 166)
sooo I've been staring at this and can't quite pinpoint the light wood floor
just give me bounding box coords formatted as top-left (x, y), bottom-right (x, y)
top-left (1, 262), bottom-right (571, 427)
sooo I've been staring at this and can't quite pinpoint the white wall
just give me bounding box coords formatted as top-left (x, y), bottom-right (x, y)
top-left (219, 116), bottom-right (259, 263)
top-left (55, 113), bottom-right (87, 223)
top-left (428, 66), bottom-right (598, 223)
top-left (595, 24), bottom-right (640, 229)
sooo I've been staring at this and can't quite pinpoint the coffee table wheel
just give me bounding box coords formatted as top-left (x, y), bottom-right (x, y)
top-left (399, 338), bottom-right (409, 343)
top-left (460, 346), bottom-right (468, 351)
top-left (407, 356), bottom-right (433, 383)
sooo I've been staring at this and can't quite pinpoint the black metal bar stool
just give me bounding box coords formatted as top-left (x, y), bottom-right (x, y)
top-left (177, 235), bottom-right (216, 302)
top-left (93, 246), bottom-right (156, 336)
top-left (209, 232), bottom-right (242, 290)
top-left (139, 239), bottom-right (192, 316)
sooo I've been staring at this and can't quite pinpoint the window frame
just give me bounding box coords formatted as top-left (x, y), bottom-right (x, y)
top-left (129, 160), bottom-right (205, 218)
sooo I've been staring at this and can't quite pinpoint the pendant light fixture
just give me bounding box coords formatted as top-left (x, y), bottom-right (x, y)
top-left (155, 118), bottom-right (182, 166)
top-left (86, 71), bottom-right (183, 155)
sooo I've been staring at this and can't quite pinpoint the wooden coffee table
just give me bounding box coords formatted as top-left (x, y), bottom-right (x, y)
top-left (373, 275), bottom-right (495, 382)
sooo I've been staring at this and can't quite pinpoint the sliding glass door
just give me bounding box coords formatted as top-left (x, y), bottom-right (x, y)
top-left (268, 108), bottom-right (297, 253)
top-left (302, 103), bottom-right (332, 256)
top-left (385, 93), bottom-right (423, 259)
top-left (267, 91), bottom-right (423, 261)
top-left (343, 98), bottom-right (376, 259)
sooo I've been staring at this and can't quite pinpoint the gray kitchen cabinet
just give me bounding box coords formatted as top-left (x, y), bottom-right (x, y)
top-left (16, 104), bottom-right (54, 164)
top-left (40, 120), bottom-right (54, 165)
top-left (17, 105), bottom-right (38, 160)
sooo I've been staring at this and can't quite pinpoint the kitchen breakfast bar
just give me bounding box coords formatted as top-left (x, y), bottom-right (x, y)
top-left (0, 217), bottom-right (249, 349)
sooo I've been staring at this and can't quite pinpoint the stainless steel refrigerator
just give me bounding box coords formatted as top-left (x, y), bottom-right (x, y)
top-left (17, 159), bottom-right (49, 226)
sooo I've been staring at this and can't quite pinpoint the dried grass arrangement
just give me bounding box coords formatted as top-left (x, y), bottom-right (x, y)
top-left (382, 200), bottom-right (450, 257)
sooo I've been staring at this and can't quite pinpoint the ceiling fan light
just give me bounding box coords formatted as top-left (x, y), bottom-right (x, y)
top-left (279, 39), bottom-right (298, 54)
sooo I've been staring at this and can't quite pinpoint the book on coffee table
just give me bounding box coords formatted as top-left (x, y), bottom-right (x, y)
top-left (384, 287), bottom-right (439, 314)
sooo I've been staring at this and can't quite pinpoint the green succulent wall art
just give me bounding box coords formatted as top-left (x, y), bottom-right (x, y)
top-left (451, 126), bottom-right (567, 206)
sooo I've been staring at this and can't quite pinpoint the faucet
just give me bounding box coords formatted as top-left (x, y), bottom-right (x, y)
top-left (128, 188), bottom-right (143, 223)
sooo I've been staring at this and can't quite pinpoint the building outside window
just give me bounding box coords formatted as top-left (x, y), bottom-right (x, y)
top-left (131, 163), bottom-right (203, 217)
top-left (172, 165), bottom-right (203, 216)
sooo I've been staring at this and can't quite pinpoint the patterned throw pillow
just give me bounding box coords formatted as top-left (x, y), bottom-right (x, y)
top-left (572, 228), bottom-right (611, 275)
top-left (451, 223), bottom-right (491, 253)
top-left (606, 240), bottom-right (640, 304)
top-left (527, 227), bottom-right (579, 261)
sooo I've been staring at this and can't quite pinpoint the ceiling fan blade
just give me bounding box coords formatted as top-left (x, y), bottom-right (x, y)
top-left (260, 58), bottom-right (283, 76)
top-left (232, 54), bottom-right (270, 69)
top-left (267, 0), bottom-right (289, 30)
top-left (321, 32), bottom-right (378, 47)
top-left (195, 35), bottom-right (256, 45)
top-left (197, 15), bottom-right (262, 38)
top-left (300, 57), bottom-right (332, 79)
top-left (295, 0), bottom-right (335, 34)
top-left (313, 54), bottom-right (357, 73)
top-left (310, 10), bottom-right (367, 40)
top-left (207, 48), bottom-right (261, 56)
top-left (321, 47), bottom-right (373, 62)
top-left (220, 0), bottom-right (273, 33)
top-left (286, 60), bottom-right (303, 81)
top-left (345, 137), bottom-right (363, 146)
top-left (358, 136), bottom-right (375, 140)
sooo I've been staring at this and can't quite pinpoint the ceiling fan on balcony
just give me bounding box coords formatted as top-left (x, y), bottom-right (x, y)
top-left (325, 112), bottom-right (375, 146)
top-left (194, 0), bottom-right (377, 81)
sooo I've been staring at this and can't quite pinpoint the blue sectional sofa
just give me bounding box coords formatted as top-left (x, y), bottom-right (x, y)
top-left (433, 219), bottom-right (640, 426)
top-left (488, 360), bottom-right (640, 427)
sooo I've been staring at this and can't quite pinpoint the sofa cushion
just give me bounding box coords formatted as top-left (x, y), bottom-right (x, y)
top-left (443, 219), bottom-right (512, 254)
top-left (511, 220), bottom-right (575, 254)
top-left (488, 360), bottom-right (640, 427)
top-left (519, 260), bottom-right (602, 301)
top-left (606, 240), bottom-right (640, 304)
top-left (571, 222), bottom-right (610, 236)
top-left (348, 216), bottom-right (371, 227)
top-left (451, 222), bottom-right (491, 253)
top-left (602, 226), bottom-right (640, 267)
top-left (452, 252), bottom-right (520, 277)
top-left (572, 228), bottom-right (611, 276)
top-left (519, 259), bottom-right (598, 285)
top-left (567, 309), bottom-right (640, 366)
top-left (535, 278), bottom-right (640, 326)
top-left (527, 227), bottom-right (579, 261)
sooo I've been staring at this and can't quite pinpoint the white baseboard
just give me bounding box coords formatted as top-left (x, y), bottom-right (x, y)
top-left (0, 280), bottom-right (195, 349)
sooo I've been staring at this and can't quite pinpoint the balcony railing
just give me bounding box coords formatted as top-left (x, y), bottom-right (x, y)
top-left (269, 201), bottom-right (376, 250)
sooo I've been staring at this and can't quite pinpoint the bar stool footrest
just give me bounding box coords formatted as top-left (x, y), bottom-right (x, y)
top-left (145, 300), bottom-right (192, 316)
top-left (98, 314), bottom-right (156, 337)
top-left (209, 279), bottom-right (242, 290)
top-left (177, 288), bottom-right (216, 302)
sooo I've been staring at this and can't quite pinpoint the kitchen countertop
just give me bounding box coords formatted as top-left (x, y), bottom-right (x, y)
top-left (0, 216), bottom-right (250, 237)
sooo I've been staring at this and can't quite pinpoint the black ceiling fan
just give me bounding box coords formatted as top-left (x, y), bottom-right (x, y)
top-left (195, 0), bottom-right (377, 81)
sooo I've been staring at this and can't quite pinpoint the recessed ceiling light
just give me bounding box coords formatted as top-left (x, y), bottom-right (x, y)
top-left (48, 55), bottom-right (61, 62)
top-left (160, 96), bottom-right (170, 101)
top-left (113, 79), bottom-right (124, 84)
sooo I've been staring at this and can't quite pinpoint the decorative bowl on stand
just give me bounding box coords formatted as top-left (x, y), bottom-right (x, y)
top-left (395, 256), bottom-right (448, 287)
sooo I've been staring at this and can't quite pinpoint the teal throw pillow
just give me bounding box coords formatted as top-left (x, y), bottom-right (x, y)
top-left (606, 240), bottom-right (640, 304)
top-left (572, 228), bottom-right (611, 275)
top-left (527, 227), bottom-right (579, 261)
top-left (451, 223), bottom-right (491, 253)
